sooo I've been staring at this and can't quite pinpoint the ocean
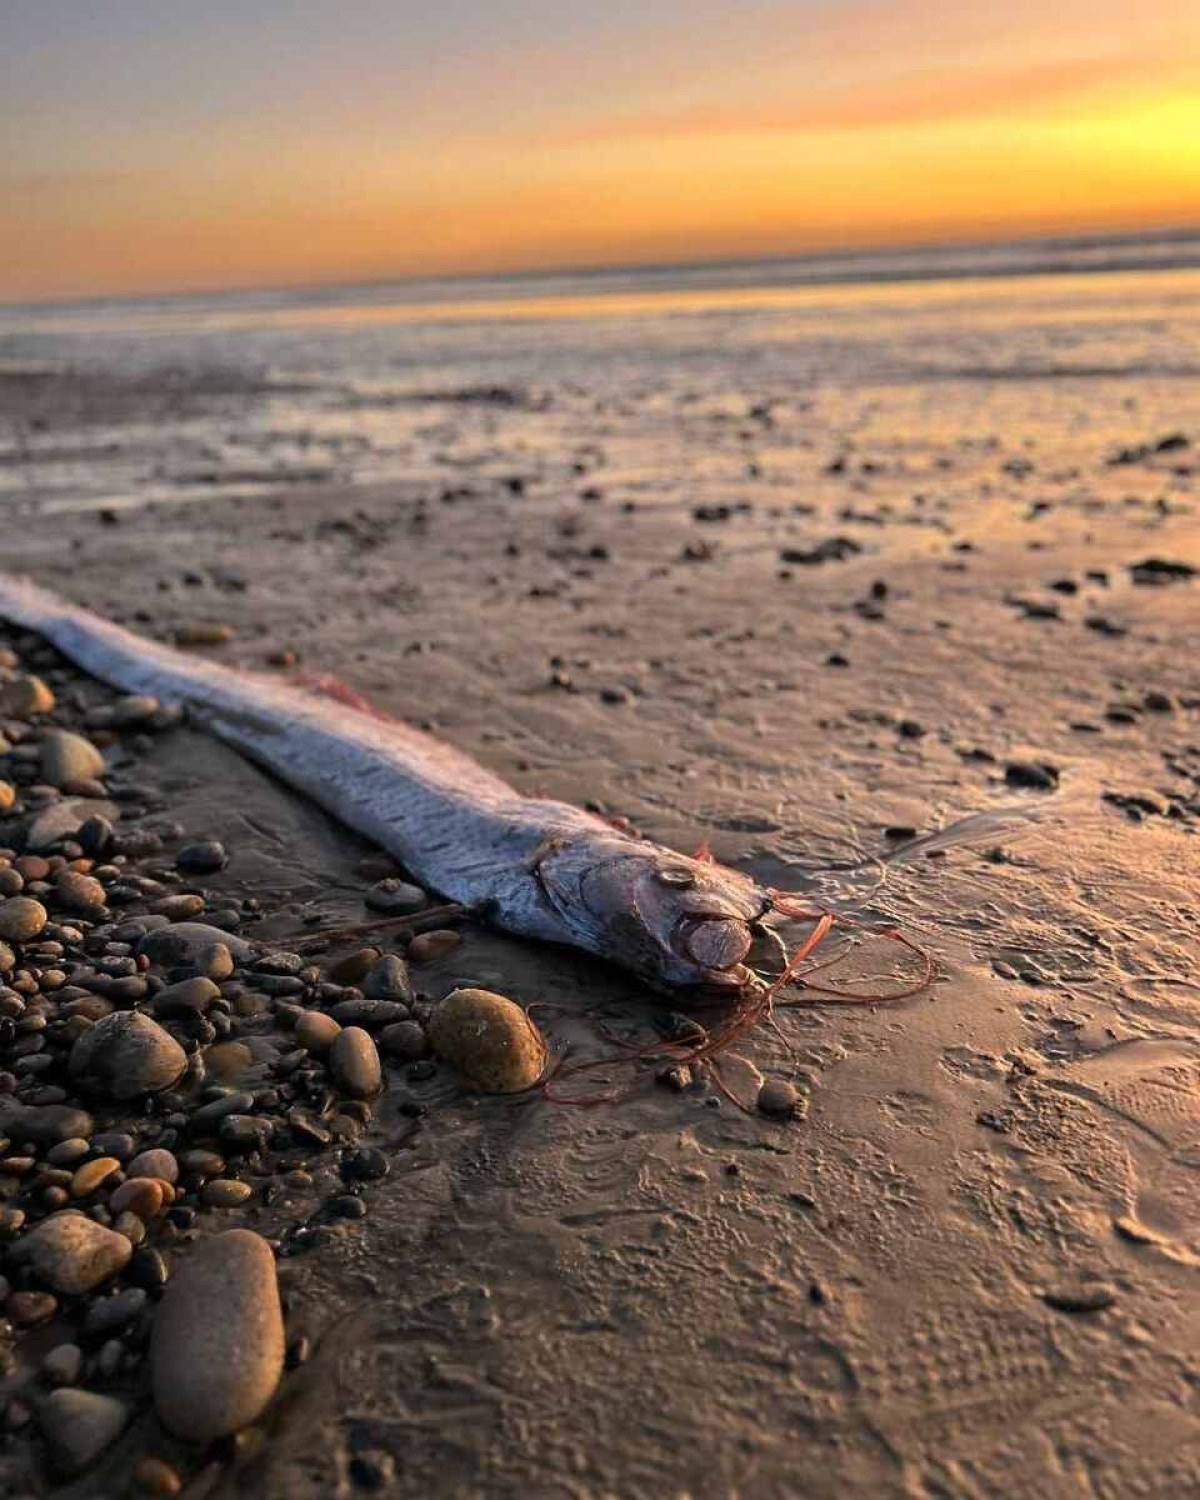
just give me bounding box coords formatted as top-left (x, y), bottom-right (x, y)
top-left (1, 229), bottom-right (1198, 514)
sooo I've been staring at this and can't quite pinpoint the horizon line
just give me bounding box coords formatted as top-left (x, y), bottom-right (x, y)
top-left (4, 219), bottom-right (1200, 316)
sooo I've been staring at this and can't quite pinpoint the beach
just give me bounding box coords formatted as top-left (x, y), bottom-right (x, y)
top-left (1, 248), bottom-right (1199, 1496)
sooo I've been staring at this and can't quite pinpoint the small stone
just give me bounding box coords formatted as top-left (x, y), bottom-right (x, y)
top-left (190, 1090), bottom-right (255, 1129)
top-left (0, 1102), bottom-right (94, 1145)
top-left (1004, 760), bottom-right (1060, 792)
top-left (220, 1115), bottom-right (273, 1152)
top-left (25, 798), bottom-right (119, 853)
top-left (201, 1178), bottom-right (253, 1208)
top-left (180, 1148), bottom-right (226, 1177)
top-left (175, 841), bottom-right (228, 875)
top-left (154, 975), bottom-right (221, 1018)
top-left (6, 1289), bottom-right (57, 1327)
top-left (83, 1286), bottom-right (148, 1338)
top-left (1043, 1282), bottom-right (1116, 1313)
top-left (38, 1388), bottom-right (128, 1476)
top-left (70, 1156), bottom-right (122, 1197)
top-left (183, 942), bottom-right (232, 982)
top-left (150, 1228), bottom-right (285, 1440)
top-left (408, 929), bottom-right (461, 963)
top-left (0, 895), bottom-right (48, 943)
top-left (202, 1041), bottom-right (254, 1080)
top-left (327, 947), bottom-right (379, 985)
top-left (330, 997), bottom-right (410, 1028)
top-left (69, 1011), bottom-right (187, 1098)
top-left (40, 1342), bottom-right (83, 1386)
top-left (175, 622), bottom-right (235, 646)
top-left (91, 1131), bottom-right (140, 1163)
top-left (340, 1146), bottom-right (390, 1182)
top-left (110, 1177), bottom-right (167, 1220)
top-left (379, 1020), bottom-right (429, 1061)
top-left (427, 988), bottom-right (546, 1093)
top-left (140, 921), bottom-right (253, 967)
top-left (365, 879), bottom-right (427, 914)
top-left (134, 1457), bottom-right (183, 1497)
top-left (129, 1246), bottom-right (171, 1289)
top-left (126, 1148), bottom-right (179, 1184)
top-left (362, 953), bottom-right (415, 1002)
top-left (295, 1010), bottom-right (341, 1052)
top-left (15, 1211), bottom-right (132, 1293)
top-left (329, 1027), bottom-right (382, 1098)
top-left (39, 730), bottom-right (106, 788)
top-left (757, 1079), bottom-right (806, 1120)
top-left (155, 893), bottom-right (206, 921)
top-left (53, 871), bottom-right (107, 913)
top-left (0, 675), bottom-right (55, 718)
top-left (0, 781), bottom-right (16, 813)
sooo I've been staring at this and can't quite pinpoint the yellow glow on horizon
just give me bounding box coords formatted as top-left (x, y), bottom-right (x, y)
top-left (4, 71), bottom-right (1199, 301)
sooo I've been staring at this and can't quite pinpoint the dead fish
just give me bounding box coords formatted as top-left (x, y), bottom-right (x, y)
top-left (0, 574), bottom-right (771, 990)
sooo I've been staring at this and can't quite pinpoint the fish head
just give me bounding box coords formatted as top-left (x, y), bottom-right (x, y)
top-left (537, 837), bottom-right (768, 989)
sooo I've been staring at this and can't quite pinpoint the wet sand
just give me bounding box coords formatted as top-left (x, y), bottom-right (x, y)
top-left (1, 350), bottom-right (1199, 1496)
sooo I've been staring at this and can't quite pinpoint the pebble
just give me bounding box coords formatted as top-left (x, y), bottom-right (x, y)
top-left (39, 729), bottom-right (106, 788)
top-left (7, 1289), bottom-right (58, 1327)
top-left (69, 1011), bottom-right (187, 1098)
top-left (0, 941), bottom-right (13, 972)
top-left (379, 1020), bottom-right (430, 1061)
top-left (15, 1211), bottom-right (133, 1293)
top-left (25, 798), bottom-right (119, 853)
top-left (329, 1027), bottom-right (382, 1098)
top-left (40, 1342), bottom-right (83, 1386)
top-left (134, 1457), bottom-right (183, 1497)
top-left (365, 878), bottom-right (427, 914)
top-left (330, 996), bottom-right (410, 1028)
top-left (0, 675), bottom-right (55, 717)
top-left (201, 1178), bottom-right (253, 1208)
top-left (1004, 759), bottom-right (1060, 791)
top-left (427, 988), bottom-right (546, 1093)
top-left (190, 1090), bottom-right (255, 1129)
top-left (83, 1286), bottom-right (148, 1338)
top-left (38, 1388), bottom-right (128, 1476)
top-left (1042, 1282), bottom-right (1116, 1313)
top-left (175, 621), bottom-right (235, 646)
top-left (327, 947), bottom-right (379, 985)
top-left (70, 1156), bottom-right (122, 1197)
top-left (154, 975), bottom-right (221, 1017)
top-left (155, 893), bottom-right (206, 921)
top-left (295, 1010), bottom-right (341, 1052)
top-left (0, 1102), bottom-right (94, 1145)
top-left (362, 953), bottom-right (414, 1002)
top-left (110, 1177), bottom-right (167, 1220)
top-left (0, 895), bottom-right (48, 943)
top-left (150, 1228), bottom-right (285, 1440)
top-left (175, 840), bottom-right (229, 874)
top-left (758, 1080), bottom-right (807, 1120)
top-left (53, 870), bottom-right (107, 913)
top-left (340, 1145), bottom-right (390, 1182)
top-left (126, 1148), bottom-right (180, 1183)
top-left (408, 929), bottom-right (462, 963)
top-left (140, 921), bottom-right (253, 967)
top-left (0, 780), bottom-right (15, 813)
top-left (191, 941), bottom-right (234, 981)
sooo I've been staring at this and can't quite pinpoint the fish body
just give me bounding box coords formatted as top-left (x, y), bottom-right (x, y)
top-left (0, 574), bottom-right (768, 989)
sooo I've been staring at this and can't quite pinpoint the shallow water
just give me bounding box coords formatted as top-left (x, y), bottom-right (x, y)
top-left (2, 244), bottom-right (1199, 518)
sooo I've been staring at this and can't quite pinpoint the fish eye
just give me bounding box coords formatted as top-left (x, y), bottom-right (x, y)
top-left (656, 866), bottom-right (696, 889)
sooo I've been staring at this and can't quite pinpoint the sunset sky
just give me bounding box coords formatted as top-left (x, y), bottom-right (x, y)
top-left (3, 1), bottom-right (1199, 301)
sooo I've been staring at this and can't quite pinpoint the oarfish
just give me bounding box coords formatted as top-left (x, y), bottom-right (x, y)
top-left (0, 573), bottom-right (776, 991)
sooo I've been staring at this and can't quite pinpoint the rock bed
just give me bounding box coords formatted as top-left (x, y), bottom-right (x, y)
top-left (0, 629), bottom-right (472, 1489)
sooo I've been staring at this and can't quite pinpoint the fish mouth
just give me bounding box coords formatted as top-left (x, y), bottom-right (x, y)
top-left (674, 914), bottom-right (754, 976)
